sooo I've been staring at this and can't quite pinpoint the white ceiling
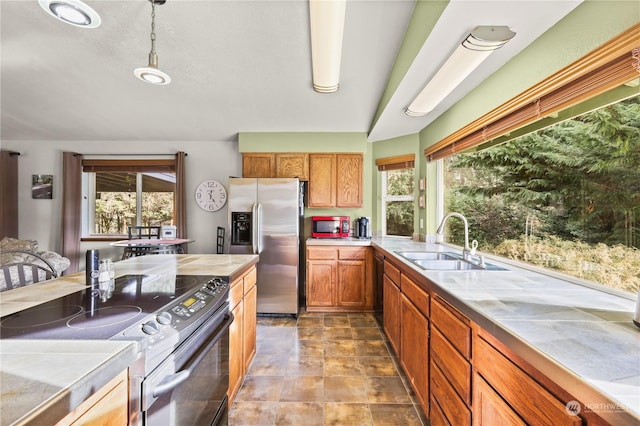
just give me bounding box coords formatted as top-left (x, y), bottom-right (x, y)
top-left (0, 0), bottom-right (581, 144)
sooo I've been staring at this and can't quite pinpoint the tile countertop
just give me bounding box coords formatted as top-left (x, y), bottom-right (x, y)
top-left (0, 253), bottom-right (259, 426)
top-left (367, 237), bottom-right (639, 425)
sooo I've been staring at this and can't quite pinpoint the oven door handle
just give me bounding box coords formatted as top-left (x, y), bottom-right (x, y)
top-left (152, 312), bottom-right (234, 398)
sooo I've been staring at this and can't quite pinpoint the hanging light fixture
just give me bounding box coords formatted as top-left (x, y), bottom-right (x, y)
top-left (406, 26), bottom-right (516, 117)
top-left (134, 0), bottom-right (171, 85)
top-left (38, 0), bottom-right (101, 28)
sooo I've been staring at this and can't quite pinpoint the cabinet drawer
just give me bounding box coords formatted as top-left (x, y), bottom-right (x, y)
top-left (338, 247), bottom-right (366, 260)
top-left (431, 295), bottom-right (471, 359)
top-left (230, 278), bottom-right (244, 308)
top-left (431, 327), bottom-right (471, 405)
top-left (431, 361), bottom-right (471, 426)
top-left (383, 260), bottom-right (400, 285)
top-left (474, 334), bottom-right (581, 426)
top-left (401, 274), bottom-right (429, 318)
top-left (243, 267), bottom-right (257, 294)
top-left (307, 247), bottom-right (337, 260)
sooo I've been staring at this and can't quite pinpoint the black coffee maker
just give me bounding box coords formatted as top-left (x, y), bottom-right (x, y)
top-left (354, 217), bottom-right (371, 239)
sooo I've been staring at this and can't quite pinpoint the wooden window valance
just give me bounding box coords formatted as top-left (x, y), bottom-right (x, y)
top-left (424, 23), bottom-right (640, 161)
top-left (376, 154), bottom-right (415, 171)
top-left (82, 159), bottom-right (176, 173)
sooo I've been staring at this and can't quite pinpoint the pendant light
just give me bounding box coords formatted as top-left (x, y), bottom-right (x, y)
top-left (134, 0), bottom-right (171, 85)
top-left (38, 0), bottom-right (101, 28)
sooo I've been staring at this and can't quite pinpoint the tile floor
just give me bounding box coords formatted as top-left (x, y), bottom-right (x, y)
top-left (228, 310), bottom-right (429, 425)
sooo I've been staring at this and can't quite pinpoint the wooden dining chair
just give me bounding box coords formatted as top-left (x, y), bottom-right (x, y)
top-left (125, 226), bottom-right (162, 258)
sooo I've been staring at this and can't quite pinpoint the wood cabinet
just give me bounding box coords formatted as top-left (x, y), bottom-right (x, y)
top-left (242, 152), bottom-right (309, 180)
top-left (56, 369), bottom-right (128, 426)
top-left (228, 265), bottom-right (258, 405)
top-left (430, 295), bottom-right (472, 426)
top-left (336, 154), bottom-right (363, 207)
top-left (308, 154), bottom-right (336, 207)
top-left (308, 153), bottom-right (363, 207)
top-left (306, 246), bottom-right (372, 311)
top-left (276, 153), bottom-right (308, 180)
top-left (399, 274), bottom-right (429, 416)
top-left (382, 272), bottom-right (401, 355)
top-left (242, 153), bottom-right (275, 178)
top-left (473, 327), bottom-right (581, 426)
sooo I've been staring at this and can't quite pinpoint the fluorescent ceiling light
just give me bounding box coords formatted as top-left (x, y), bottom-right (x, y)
top-left (309, 0), bottom-right (346, 93)
top-left (406, 26), bottom-right (516, 117)
top-left (38, 0), bottom-right (101, 28)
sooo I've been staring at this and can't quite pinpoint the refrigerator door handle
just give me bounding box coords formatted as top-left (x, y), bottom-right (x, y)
top-left (256, 203), bottom-right (263, 254)
top-left (251, 203), bottom-right (258, 255)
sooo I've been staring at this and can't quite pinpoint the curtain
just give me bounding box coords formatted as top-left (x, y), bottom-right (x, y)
top-left (175, 152), bottom-right (187, 252)
top-left (0, 151), bottom-right (20, 239)
top-left (61, 152), bottom-right (83, 273)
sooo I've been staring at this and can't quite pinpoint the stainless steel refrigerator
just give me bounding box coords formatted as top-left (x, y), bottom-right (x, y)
top-left (228, 178), bottom-right (301, 315)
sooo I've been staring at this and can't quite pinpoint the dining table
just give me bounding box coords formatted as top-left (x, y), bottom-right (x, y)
top-left (111, 238), bottom-right (195, 260)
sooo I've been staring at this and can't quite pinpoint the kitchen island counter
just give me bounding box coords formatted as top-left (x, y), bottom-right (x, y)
top-left (0, 253), bottom-right (258, 426)
top-left (371, 237), bottom-right (639, 425)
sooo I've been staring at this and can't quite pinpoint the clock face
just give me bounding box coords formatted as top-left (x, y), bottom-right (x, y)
top-left (195, 180), bottom-right (227, 212)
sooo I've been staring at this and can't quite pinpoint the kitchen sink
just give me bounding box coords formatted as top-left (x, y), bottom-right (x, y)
top-left (395, 251), bottom-right (508, 271)
top-left (394, 251), bottom-right (459, 261)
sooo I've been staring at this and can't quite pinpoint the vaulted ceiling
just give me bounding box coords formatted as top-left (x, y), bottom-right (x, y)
top-left (0, 0), bottom-right (581, 143)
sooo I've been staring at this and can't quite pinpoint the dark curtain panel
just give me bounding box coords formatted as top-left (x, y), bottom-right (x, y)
top-left (0, 151), bottom-right (20, 239)
top-left (61, 152), bottom-right (83, 273)
top-left (175, 151), bottom-right (187, 252)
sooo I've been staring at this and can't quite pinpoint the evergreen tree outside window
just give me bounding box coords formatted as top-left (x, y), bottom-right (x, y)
top-left (382, 168), bottom-right (415, 237)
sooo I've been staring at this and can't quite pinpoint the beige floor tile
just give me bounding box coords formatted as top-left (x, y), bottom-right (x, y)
top-left (247, 353), bottom-right (290, 376)
top-left (354, 340), bottom-right (390, 357)
top-left (369, 403), bottom-right (423, 426)
top-left (324, 339), bottom-right (357, 357)
top-left (298, 316), bottom-right (324, 328)
top-left (324, 356), bottom-right (363, 376)
top-left (292, 338), bottom-right (324, 356)
top-left (324, 316), bottom-right (350, 328)
top-left (324, 403), bottom-right (373, 426)
top-left (349, 316), bottom-right (379, 328)
top-left (286, 354), bottom-right (324, 376)
top-left (364, 376), bottom-right (413, 403)
top-left (324, 376), bottom-right (368, 402)
top-left (274, 402), bottom-right (324, 425)
top-left (228, 401), bottom-right (279, 425)
top-left (358, 356), bottom-right (399, 377)
top-left (323, 326), bottom-right (354, 340)
top-left (235, 376), bottom-right (284, 402)
top-left (280, 376), bottom-right (325, 402)
top-left (352, 327), bottom-right (383, 340)
top-left (296, 326), bottom-right (324, 340)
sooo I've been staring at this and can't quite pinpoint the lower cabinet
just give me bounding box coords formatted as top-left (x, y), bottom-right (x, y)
top-left (56, 369), bottom-right (128, 426)
top-left (382, 273), bottom-right (401, 355)
top-left (228, 266), bottom-right (257, 405)
top-left (306, 246), bottom-right (372, 311)
top-left (400, 283), bottom-right (429, 415)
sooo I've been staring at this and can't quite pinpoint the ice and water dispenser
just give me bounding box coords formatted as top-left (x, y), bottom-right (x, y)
top-left (231, 212), bottom-right (252, 246)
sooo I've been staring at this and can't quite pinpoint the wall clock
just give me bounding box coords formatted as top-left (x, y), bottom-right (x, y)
top-left (195, 180), bottom-right (227, 212)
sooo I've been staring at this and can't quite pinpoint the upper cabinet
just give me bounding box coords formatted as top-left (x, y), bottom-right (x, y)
top-left (242, 153), bottom-right (275, 178)
top-left (309, 153), bottom-right (362, 208)
top-left (243, 152), bottom-right (363, 208)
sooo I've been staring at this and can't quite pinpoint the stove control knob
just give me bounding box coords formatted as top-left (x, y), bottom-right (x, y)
top-left (156, 312), bottom-right (172, 325)
top-left (142, 321), bottom-right (160, 335)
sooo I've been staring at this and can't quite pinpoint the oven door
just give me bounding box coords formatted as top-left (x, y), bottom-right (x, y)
top-left (142, 304), bottom-right (232, 426)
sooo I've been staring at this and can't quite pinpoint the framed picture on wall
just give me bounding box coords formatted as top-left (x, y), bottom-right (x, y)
top-left (419, 194), bottom-right (425, 208)
top-left (32, 174), bottom-right (53, 199)
top-left (419, 177), bottom-right (426, 191)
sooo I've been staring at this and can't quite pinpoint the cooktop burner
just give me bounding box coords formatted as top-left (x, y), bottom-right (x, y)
top-left (0, 274), bottom-right (226, 340)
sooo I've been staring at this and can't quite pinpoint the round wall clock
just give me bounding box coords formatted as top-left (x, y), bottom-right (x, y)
top-left (195, 180), bottom-right (227, 212)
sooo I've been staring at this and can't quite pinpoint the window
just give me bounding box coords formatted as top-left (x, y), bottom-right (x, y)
top-left (82, 160), bottom-right (176, 236)
top-left (441, 95), bottom-right (639, 294)
top-left (381, 168), bottom-right (415, 237)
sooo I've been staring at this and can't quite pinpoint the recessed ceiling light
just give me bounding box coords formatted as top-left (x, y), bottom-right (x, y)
top-left (38, 0), bottom-right (101, 28)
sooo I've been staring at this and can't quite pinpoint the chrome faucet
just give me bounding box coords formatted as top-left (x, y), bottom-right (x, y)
top-left (435, 212), bottom-right (475, 261)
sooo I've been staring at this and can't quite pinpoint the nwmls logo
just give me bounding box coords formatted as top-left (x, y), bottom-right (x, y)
top-left (566, 400), bottom-right (581, 416)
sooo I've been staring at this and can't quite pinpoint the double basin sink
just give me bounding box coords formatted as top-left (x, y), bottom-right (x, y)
top-left (395, 251), bottom-right (508, 271)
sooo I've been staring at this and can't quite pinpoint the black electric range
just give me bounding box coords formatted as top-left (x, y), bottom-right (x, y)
top-left (0, 274), bottom-right (229, 342)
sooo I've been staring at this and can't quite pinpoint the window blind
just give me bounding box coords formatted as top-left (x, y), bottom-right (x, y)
top-left (375, 154), bottom-right (415, 171)
top-left (425, 24), bottom-right (640, 161)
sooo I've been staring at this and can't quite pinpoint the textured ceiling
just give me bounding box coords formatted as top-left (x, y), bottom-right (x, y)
top-left (0, 0), bottom-right (582, 144)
